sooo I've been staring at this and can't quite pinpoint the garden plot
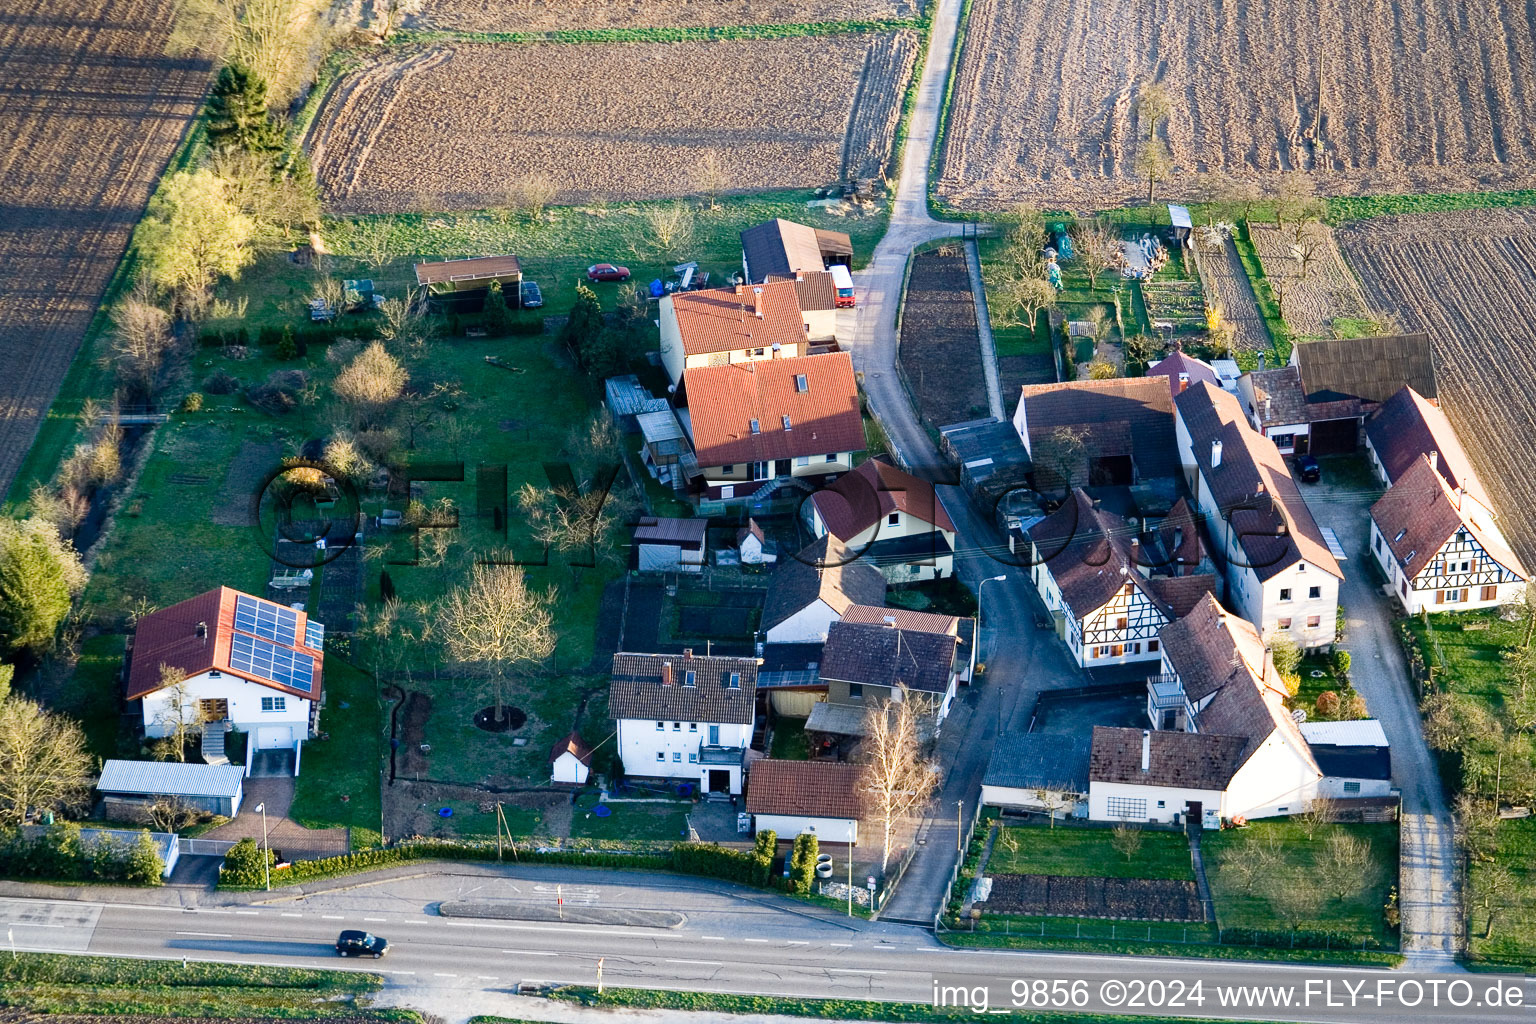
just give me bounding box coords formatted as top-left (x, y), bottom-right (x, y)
top-left (936, 0), bottom-right (1536, 209)
top-left (1249, 223), bottom-right (1374, 341)
top-left (898, 246), bottom-right (988, 427)
top-left (988, 874), bottom-right (1204, 922)
top-left (1336, 209), bottom-right (1536, 573)
top-left (308, 34), bottom-right (918, 212)
top-left (421, 0), bottom-right (921, 31)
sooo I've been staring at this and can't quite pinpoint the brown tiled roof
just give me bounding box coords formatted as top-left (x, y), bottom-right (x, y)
top-left (1146, 351), bottom-right (1219, 402)
top-left (813, 228), bottom-right (853, 257)
top-left (840, 604), bottom-right (958, 636)
top-left (1027, 490), bottom-right (1173, 620)
top-left (810, 457), bottom-right (956, 541)
top-left (1293, 333), bottom-right (1437, 404)
top-left (737, 519), bottom-right (765, 545)
top-left (414, 254), bottom-right (521, 286)
top-left (1175, 382), bottom-right (1342, 582)
top-left (1366, 386), bottom-right (1485, 499)
top-left (762, 537), bottom-right (887, 631)
top-left (1017, 378), bottom-right (1177, 485)
top-left (608, 653), bottom-right (758, 725)
top-left (1157, 497), bottom-right (1204, 572)
top-left (1145, 575), bottom-right (1216, 618)
top-left (633, 517), bottom-right (707, 547)
top-left (550, 731), bottom-right (594, 766)
top-left (668, 280), bottom-right (806, 357)
top-left (746, 759), bottom-right (863, 819)
top-left (684, 352), bottom-right (863, 466)
top-left (1369, 455), bottom-right (1527, 581)
top-left (126, 587), bottom-right (324, 702)
top-left (766, 271), bottom-right (837, 313)
top-left (1090, 726), bottom-right (1249, 791)
top-left (1247, 366), bottom-right (1364, 427)
top-left (741, 219), bottom-right (833, 281)
top-left (820, 620), bottom-right (958, 694)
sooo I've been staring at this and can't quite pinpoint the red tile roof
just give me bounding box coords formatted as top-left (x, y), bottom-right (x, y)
top-left (549, 731), bottom-right (594, 766)
top-left (766, 271), bottom-right (838, 313)
top-left (668, 280), bottom-right (806, 357)
top-left (1146, 351), bottom-right (1219, 402)
top-left (1369, 454), bottom-right (1527, 581)
top-left (839, 604), bottom-right (959, 635)
top-left (1366, 386), bottom-right (1486, 500)
top-left (126, 587), bottom-right (324, 702)
top-left (810, 457), bottom-right (956, 541)
top-left (746, 759), bottom-right (863, 819)
top-left (684, 352), bottom-right (863, 466)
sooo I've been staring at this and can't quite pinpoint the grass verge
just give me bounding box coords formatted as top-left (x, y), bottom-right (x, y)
top-left (939, 933), bottom-right (1403, 966)
top-left (1231, 223), bottom-right (1292, 366)
top-left (290, 658), bottom-right (384, 848)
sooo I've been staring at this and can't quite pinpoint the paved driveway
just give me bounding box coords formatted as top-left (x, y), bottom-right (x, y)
top-left (1303, 462), bottom-right (1463, 966)
top-left (204, 775), bottom-right (350, 863)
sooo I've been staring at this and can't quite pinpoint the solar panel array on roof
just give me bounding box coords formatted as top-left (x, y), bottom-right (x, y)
top-left (305, 621), bottom-right (325, 651)
top-left (229, 633), bottom-right (315, 693)
top-left (234, 595), bottom-right (298, 646)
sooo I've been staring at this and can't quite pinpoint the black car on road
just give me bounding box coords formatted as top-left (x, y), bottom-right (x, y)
top-left (1297, 454), bottom-right (1321, 483)
top-left (336, 930), bottom-right (389, 958)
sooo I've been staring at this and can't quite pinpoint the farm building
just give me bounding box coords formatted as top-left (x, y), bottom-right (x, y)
top-left (1011, 378), bottom-right (1178, 492)
top-left (97, 760), bottom-right (246, 819)
top-left (549, 732), bottom-right (595, 786)
top-left (740, 218), bottom-right (853, 283)
top-left (634, 517), bottom-right (707, 573)
top-left (1299, 720), bottom-right (1394, 801)
top-left (126, 588), bottom-right (325, 774)
top-left (1368, 454), bottom-right (1528, 614)
top-left (1364, 386), bottom-right (1482, 494)
top-left (413, 254), bottom-right (523, 311)
top-left (806, 457), bottom-right (957, 582)
top-left (980, 733), bottom-right (1091, 818)
top-left (762, 536), bottom-right (886, 643)
top-left (1089, 594), bottom-right (1323, 827)
top-left (746, 759), bottom-right (862, 844)
top-left (658, 280), bottom-right (809, 386)
top-left (938, 417), bottom-right (1032, 507)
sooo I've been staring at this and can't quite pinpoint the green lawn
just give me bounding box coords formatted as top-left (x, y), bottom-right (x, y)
top-left (1468, 818), bottom-right (1536, 969)
top-left (289, 659), bottom-right (384, 848)
top-left (61, 634), bottom-right (129, 761)
top-left (570, 794), bottom-right (691, 841)
top-left (987, 825), bottom-right (1195, 881)
top-left (769, 716), bottom-right (811, 760)
top-left (1204, 820), bottom-right (1398, 946)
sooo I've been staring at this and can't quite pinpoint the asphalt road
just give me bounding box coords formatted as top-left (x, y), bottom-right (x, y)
top-left (2, 872), bottom-right (1530, 1022)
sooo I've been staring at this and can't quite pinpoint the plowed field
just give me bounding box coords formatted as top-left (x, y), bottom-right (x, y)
top-left (423, 0), bottom-right (920, 31)
top-left (937, 0), bottom-right (1536, 209)
top-left (0, 0), bottom-right (210, 498)
top-left (1337, 210), bottom-right (1536, 571)
top-left (308, 34), bottom-right (917, 212)
top-left (1250, 223), bottom-right (1373, 341)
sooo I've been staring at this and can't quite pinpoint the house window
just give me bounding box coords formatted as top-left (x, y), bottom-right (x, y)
top-left (1279, 588), bottom-right (1292, 602)
top-left (1116, 616), bottom-right (1127, 631)
top-left (1278, 618), bottom-right (1292, 630)
top-left (796, 456), bottom-right (810, 467)
top-left (1156, 801), bottom-right (1165, 809)
top-left (689, 722), bottom-right (698, 732)
top-left (1148, 640), bottom-right (1159, 652)
top-left (1309, 586), bottom-right (1321, 599)
top-left (888, 512), bottom-right (900, 526)
top-left (673, 722), bottom-right (682, 731)
top-left (656, 721), bottom-right (664, 731)
top-left (689, 753), bottom-right (698, 764)
top-left (261, 697), bottom-right (286, 712)
top-left (1374, 536), bottom-right (1383, 554)
top-left (1297, 563), bottom-right (1307, 572)
top-left (1272, 433), bottom-right (1294, 449)
top-left (1105, 796), bottom-right (1147, 820)
top-left (656, 752), bottom-right (665, 762)
top-left (1307, 615), bottom-right (1321, 628)
top-left (672, 752), bottom-right (682, 763)
top-left (722, 465), bottom-right (735, 475)
top-left (849, 683), bottom-right (864, 699)
top-left (728, 672), bottom-right (741, 689)
top-left (709, 725), bottom-right (720, 744)
top-left (750, 419), bottom-right (760, 434)
top-left (825, 453), bottom-right (837, 463)
top-left (1343, 781), bottom-right (1361, 794)
top-left (1278, 806), bottom-right (1289, 813)
top-left (1482, 585), bottom-right (1498, 601)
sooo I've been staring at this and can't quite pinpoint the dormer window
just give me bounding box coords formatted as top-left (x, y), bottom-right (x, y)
top-left (749, 419), bottom-right (760, 434)
top-left (795, 374), bottom-right (808, 393)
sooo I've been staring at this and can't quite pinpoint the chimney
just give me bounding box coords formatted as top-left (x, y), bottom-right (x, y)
top-left (1429, 450), bottom-right (1439, 474)
top-left (1141, 730), bottom-right (1151, 772)
top-left (1255, 481), bottom-right (1266, 496)
top-left (734, 283), bottom-right (744, 296)
top-left (1262, 396), bottom-right (1272, 421)
top-left (1211, 439), bottom-right (1223, 468)
top-left (683, 648), bottom-right (693, 659)
top-left (196, 621), bottom-right (208, 643)
top-left (795, 271), bottom-right (803, 282)
top-left (753, 286), bottom-right (764, 319)
top-left (661, 661), bottom-right (674, 686)
top-left (771, 342), bottom-right (782, 358)
top-left (1129, 537), bottom-right (1140, 567)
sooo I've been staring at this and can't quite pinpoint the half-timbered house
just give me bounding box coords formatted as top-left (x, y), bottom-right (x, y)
top-left (1369, 454), bottom-right (1527, 614)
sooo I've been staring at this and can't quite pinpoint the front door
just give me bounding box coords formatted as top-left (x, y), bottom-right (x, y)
top-left (199, 698), bottom-right (229, 721)
top-left (708, 769), bottom-right (730, 793)
top-left (1185, 801), bottom-right (1202, 829)
top-left (775, 458), bottom-right (792, 477)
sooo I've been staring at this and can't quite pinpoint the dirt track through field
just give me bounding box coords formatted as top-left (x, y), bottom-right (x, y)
top-left (0, 0), bottom-right (209, 500)
top-left (938, 0), bottom-right (1536, 208)
top-left (1337, 209), bottom-right (1536, 572)
top-left (307, 35), bottom-right (916, 211)
top-left (422, 0), bottom-right (921, 31)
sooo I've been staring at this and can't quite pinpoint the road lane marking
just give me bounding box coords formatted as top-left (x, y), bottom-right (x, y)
top-left (280, 913), bottom-right (302, 918)
top-left (321, 915), bottom-right (344, 920)
top-left (234, 911), bottom-right (258, 916)
top-left (786, 940), bottom-right (808, 945)
top-left (476, 975), bottom-right (498, 980)
top-left (830, 942), bottom-right (852, 947)
top-left (502, 950), bottom-right (558, 956)
top-left (433, 973), bottom-right (457, 977)
top-left (364, 917), bottom-right (387, 922)
top-left (743, 938), bottom-right (769, 943)
top-left (665, 958), bottom-right (723, 966)
top-left (829, 968), bottom-right (887, 974)
top-left (703, 936), bottom-right (725, 941)
top-left (175, 931), bottom-right (233, 938)
top-left (870, 945), bottom-right (901, 951)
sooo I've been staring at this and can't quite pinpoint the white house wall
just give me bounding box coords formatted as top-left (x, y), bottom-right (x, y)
top-left (765, 599), bottom-right (840, 643)
top-left (753, 812), bottom-right (858, 844)
top-left (1369, 519), bottom-right (1526, 615)
top-left (1222, 733), bottom-right (1321, 820)
top-left (1316, 775), bottom-right (1394, 800)
top-left (617, 717), bottom-right (751, 794)
top-left (140, 670), bottom-right (311, 742)
top-left (1088, 780), bottom-right (1225, 824)
top-left (551, 752), bottom-right (590, 785)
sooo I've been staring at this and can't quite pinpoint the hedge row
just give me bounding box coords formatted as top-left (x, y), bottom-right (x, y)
top-left (197, 322), bottom-right (380, 349)
top-left (220, 834), bottom-right (783, 891)
top-left (1218, 927), bottom-right (1389, 952)
top-left (0, 824), bottom-right (163, 886)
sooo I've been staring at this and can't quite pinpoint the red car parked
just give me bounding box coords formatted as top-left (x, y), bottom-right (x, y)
top-left (586, 263), bottom-right (631, 282)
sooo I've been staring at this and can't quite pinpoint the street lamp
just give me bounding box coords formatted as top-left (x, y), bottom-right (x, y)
top-left (847, 821), bottom-right (854, 918)
top-left (254, 802), bottom-right (271, 892)
top-left (956, 799), bottom-right (965, 853)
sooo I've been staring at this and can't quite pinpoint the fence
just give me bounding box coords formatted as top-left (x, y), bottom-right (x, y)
top-left (183, 839), bottom-right (237, 856)
top-left (939, 916), bottom-right (1388, 952)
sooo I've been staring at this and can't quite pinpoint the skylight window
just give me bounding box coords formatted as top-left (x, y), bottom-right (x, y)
top-left (795, 374), bottom-right (808, 393)
top-left (750, 419), bottom-right (760, 434)
top-left (782, 415), bottom-right (792, 430)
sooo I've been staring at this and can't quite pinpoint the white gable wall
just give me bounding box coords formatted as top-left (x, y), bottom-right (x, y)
top-left (765, 599), bottom-right (840, 643)
top-left (616, 717), bottom-right (751, 794)
top-left (1223, 732), bottom-right (1321, 820)
top-left (140, 670), bottom-right (311, 744)
top-left (1088, 780), bottom-right (1225, 824)
top-left (753, 812), bottom-right (858, 844)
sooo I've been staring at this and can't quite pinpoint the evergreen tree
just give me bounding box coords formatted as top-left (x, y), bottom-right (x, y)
top-left (276, 324), bottom-right (298, 359)
top-left (0, 516), bottom-right (88, 657)
top-left (558, 285), bottom-right (604, 368)
top-left (481, 280), bottom-right (513, 336)
top-left (206, 64), bottom-right (281, 154)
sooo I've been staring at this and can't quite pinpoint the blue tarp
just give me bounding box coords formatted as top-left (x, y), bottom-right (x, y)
top-left (649, 279), bottom-right (665, 297)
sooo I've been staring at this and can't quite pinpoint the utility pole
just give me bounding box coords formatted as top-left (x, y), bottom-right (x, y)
top-left (255, 802), bottom-right (271, 891)
top-left (956, 800), bottom-right (964, 852)
top-left (596, 957), bottom-right (604, 995)
top-left (847, 822), bottom-right (853, 917)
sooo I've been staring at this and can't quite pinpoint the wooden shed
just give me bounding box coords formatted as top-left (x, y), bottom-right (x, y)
top-left (634, 517), bottom-right (707, 573)
top-left (414, 254), bottom-right (523, 312)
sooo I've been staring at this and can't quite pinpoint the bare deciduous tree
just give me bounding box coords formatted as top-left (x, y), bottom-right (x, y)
top-left (1134, 139), bottom-right (1172, 206)
top-left (436, 564), bottom-right (556, 724)
top-left (993, 276), bottom-right (1057, 333)
top-left (1110, 823), bottom-right (1144, 862)
top-left (172, 0), bottom-right (330, 106)
top-left (350, 219), bottom-right (395, 269)
top-left (110, 294), bottom-right (174, 397)
top-left (334, 341), bottom-right (408, 411)
top-left (1030, 424), bottom-right (1089, 494)
top-left (1136, 82), bottom-right (1172, 142)
top-left (1074, 218), bottom-right (1122, 289)
top-left (694, 150), bottom-right (727, 210)
top-left (152, 665), bottom-right (212, 762)
top-left (371, 0), bottom-right (423, 39)
top-left (507, 173), bottom-right (558, 224)
top-left (1454, 792), bottom-right (1500, 863)
top-left (1476, 862), bottom-right (1520, 939)
top-left (0, 696), bottom-right (92, 825)
top-left (147, 796), bottom-right (203, 832)
top-left (1298, 797), bottom-right (1337, 840)
top-left (859, 694), bottom-right (939, 875)
top-left (633, 203), bottom-right (696, 262)
top-left (1222, 832), bottom-right (1282, 894)
top-left (1319, 829), bottom-right (1375, 900)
